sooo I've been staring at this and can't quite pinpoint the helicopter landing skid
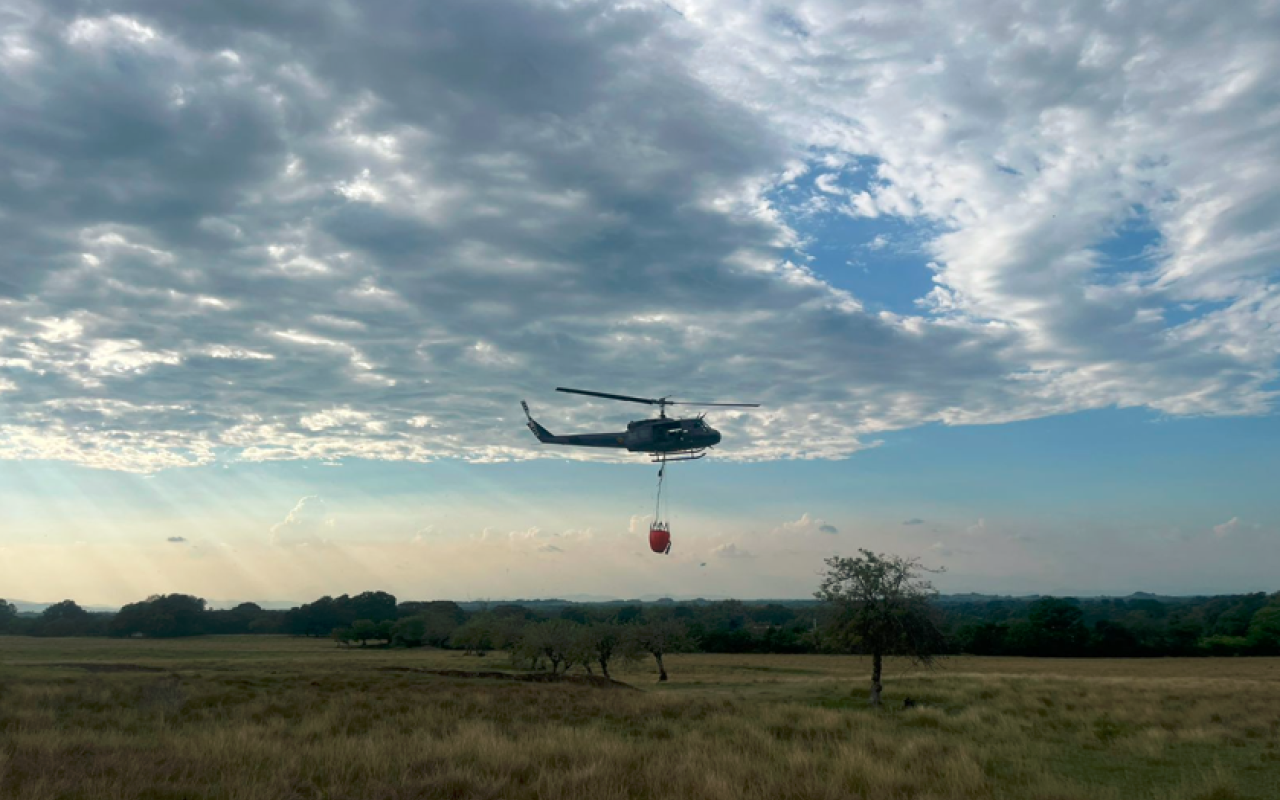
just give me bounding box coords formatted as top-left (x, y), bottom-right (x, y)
top-left (651, 449), bottom-right (706, 463)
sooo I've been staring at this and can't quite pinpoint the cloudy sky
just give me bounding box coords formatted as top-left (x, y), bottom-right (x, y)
top-left (1, 0), bottom-right (1277, 606)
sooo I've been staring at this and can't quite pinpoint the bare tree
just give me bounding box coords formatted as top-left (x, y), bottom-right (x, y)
top-left (816, 550), bottom-right (945, 707)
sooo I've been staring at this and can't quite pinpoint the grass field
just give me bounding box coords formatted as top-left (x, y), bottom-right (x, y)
top-left (2, 637), bottom-right (1278, 799)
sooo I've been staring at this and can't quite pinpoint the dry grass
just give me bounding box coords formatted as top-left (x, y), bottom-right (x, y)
top-left (2, 637), bottom-right (1278, 799)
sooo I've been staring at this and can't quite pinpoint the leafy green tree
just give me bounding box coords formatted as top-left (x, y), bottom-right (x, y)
top-left (1209, 595), bottom-right (1268, 637)
top-left (567, 624), bottom-right (603, 674)
top-left (955, 621), bottom-right (1009, 655)
top-left (1090, 620), bottom-right (1141, 657)
top-left (450, 617), bottom-right (494, 655)
top-left (1199, 635), bottom-right (1250, 656)
top-left (397, 601), bottom-right (465, 645)
top-left (1247, 604), bottom-right (1280, 653)
top-left (350, 591), bottom-right (397, 623)
top-left (1164, 617), bottom-right (1203, 656)
top-left (816, 550), bottom-right (945, 707)
top-left (587, 623), bottom-right (639, 678)
top-left (350, 619), bottom-right (381, 646)
top-left (376, 619), bottom-right (394, 642)
top-left (614, 605), bottom-right (643, 625)
top-left (0, 599), bottom-right (17, 633)
top-left (392, 616), bottom-right (428, 647)
top-left (1026, 598), bottom-right (1089, 657)
top-left (515, 620), bottom-right (582, 673)
top-left (284, 596), bottom-right (345, 637)
top-left (629, 617), bottom-right (688, 683)
top-left (109, 594), bottom-right (207, 638)
top-left (248, 616), bottom-right (282, 634)
top-left (35, 600), bottom-right (99, 637)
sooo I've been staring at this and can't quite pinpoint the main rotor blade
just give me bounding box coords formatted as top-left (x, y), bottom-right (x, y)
top-left (668, 402), bottom-right (761, 407)
top-left (556, 387), bottom-right (660, 405)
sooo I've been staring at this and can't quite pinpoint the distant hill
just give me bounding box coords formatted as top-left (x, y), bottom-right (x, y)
top-left (204, 600), bottom-right (302, 611)
top-left (6, 599), bottom-right (118, 614)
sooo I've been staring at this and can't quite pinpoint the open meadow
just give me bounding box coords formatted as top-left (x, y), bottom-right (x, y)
top-left (2, 636), bottom-right (1278, 800)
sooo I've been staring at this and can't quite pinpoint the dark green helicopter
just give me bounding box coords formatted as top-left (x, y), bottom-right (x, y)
top-left (521, 387), bottom-right (759, 462)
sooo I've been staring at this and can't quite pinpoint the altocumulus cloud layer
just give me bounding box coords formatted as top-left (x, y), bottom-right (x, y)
top-left (0, 0), bottom-right (1276, 473)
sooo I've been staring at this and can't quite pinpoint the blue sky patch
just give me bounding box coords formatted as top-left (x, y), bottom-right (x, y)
top-left (771, 156), bottom-right (940, 315)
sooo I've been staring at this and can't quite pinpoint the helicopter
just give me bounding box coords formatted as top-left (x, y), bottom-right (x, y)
top-left (521, 387), bottom-right (759, 462)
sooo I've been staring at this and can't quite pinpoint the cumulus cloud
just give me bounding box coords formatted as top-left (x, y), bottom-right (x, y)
top-left (681, 0), bottom-right (1280, 410)
top-left (270, 496), bottom-right (333, 547)
top-left (778, 513), bottom-right (837, 535)
top-left (1211, 517), bottom-right (1262, 539)
top-left (712, 543), bottom-right (753, 559)
top-left (0, 0), bottom-right (1276, 473)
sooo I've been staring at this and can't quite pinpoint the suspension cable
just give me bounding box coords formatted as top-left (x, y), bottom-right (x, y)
top-left (654, 462), bottom-right (665, 522)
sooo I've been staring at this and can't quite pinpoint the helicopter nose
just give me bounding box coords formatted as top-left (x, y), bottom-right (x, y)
top-left (709, 429), bottom-right (722, 445)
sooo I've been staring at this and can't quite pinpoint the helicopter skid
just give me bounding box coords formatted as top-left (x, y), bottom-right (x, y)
top-left (651, 449), bottom-right (706, 463)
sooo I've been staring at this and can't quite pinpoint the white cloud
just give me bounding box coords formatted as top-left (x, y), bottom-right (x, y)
top-left (712, 543), bottom-right (753, 559)
top-left (0, 0), bottom-right (1276, 473)
top-left (777, 513), bottom-right (837, 535)
top-left (813, 173), bottom-right (843, 195)
top-left (1212, 517), bottom-right (1262, 539)
top-left (270, 496), bottom-right (334, 547)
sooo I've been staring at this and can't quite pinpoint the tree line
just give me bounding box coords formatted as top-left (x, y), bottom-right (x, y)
top-left (3, 587), bottom-right (1278, 658)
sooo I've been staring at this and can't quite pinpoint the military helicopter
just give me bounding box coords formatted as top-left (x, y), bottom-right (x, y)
top-left (521, 387), bottom-right (759, 462)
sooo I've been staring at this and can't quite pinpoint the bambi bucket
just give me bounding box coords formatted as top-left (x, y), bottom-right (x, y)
top-left (649, 522), bottom-right (671, 554)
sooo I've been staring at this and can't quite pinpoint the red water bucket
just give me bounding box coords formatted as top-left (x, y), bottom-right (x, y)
top-left (649, 522), bottom-right (671, 554)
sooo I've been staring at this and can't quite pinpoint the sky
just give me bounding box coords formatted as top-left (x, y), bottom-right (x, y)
top-left (1, 0), bottom-right (1278, 606)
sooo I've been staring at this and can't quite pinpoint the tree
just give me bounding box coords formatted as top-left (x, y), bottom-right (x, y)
top-left (1247, 603), bottom-right (1280, 654)
top-left (630, 618), bottom-right (687, 682)
top-left (109, 594), bottom-right (207, 638)
top-left (0, 599), bottom-right (17, 633)
top-left (1090, 620), bottom-right (1141, 657)
top-left (586, 623), bottom-right (639, 678)
top-left (349, 591), bottom-right (397, 623)
top-left (392, 616), bottom-right (428, 647)
top-left (955, 621), bottom-right (1009, 655)
top-left (350, 619), bottom-right (381, 646)
top-left (816, 550), bottom-right (945, 707)
top-left (450, 617), bottom-right (494, 655)
top-left (1026, 598), bottom-right (1089, 657)
top-left (35, 600), bottom-right (99, 637)
top-left (515, 620), bottom-right (581, 673)
top-left (397, 601), bottom-right (465, 645)
top-left (284, 596), bottom-right (345, 637)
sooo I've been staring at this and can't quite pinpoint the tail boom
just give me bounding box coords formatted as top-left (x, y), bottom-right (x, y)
top-left (521, 401), bottom-right (626, 448)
